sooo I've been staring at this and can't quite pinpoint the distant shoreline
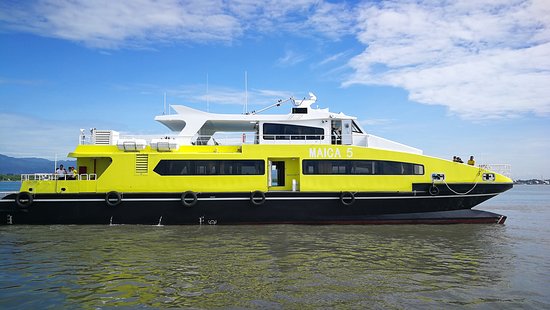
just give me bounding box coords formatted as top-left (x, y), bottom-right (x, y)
top-left (514, 179), bottom-right (550, 185)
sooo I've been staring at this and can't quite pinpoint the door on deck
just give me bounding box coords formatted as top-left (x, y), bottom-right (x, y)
top-left (268, 158), bottom-right (300, 191)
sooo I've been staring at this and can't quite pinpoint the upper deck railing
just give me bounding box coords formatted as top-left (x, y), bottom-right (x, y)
top-left (80, 132), bottom-right (344, 146)
top-left (77, 129), bottom-right (423, 154)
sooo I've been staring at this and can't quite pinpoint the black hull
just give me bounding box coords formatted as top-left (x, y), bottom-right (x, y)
top-left (1, 183), bottom-right (512, 225)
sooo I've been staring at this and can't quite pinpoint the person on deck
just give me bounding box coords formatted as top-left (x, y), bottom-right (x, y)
top-left (67, 167), bottom-right (77, 180)
top-left (467, 156), bottom-right (475, 166)
top-left (55, 165), bottom-right (67, 179)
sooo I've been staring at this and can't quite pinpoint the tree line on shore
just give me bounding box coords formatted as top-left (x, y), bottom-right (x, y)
top-left (0, 174), bottom-right (21, 181)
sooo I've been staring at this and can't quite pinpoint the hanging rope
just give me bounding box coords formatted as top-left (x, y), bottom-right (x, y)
top-left (442, 168), bottom-right (483, 195)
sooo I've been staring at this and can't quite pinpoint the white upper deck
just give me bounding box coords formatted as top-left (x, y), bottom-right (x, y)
top-left (152, 93), bottom-right (422, 154)
top-left (84, 93), bottom-right (422, 154)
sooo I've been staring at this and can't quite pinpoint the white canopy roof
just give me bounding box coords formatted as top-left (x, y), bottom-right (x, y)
top-left (154, 93), bottom-right (355, 136)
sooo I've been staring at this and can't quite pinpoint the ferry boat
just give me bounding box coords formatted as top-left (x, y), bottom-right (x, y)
top-left (1, 93), bottom-right (512, 225)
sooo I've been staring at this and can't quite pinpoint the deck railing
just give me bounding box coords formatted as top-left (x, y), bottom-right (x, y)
top-left (21, 173), bottom-right (98, 181)
top-left (80, 133), bottom-right (347, 146)
top-left (479, 164), bottom-right (512, 178)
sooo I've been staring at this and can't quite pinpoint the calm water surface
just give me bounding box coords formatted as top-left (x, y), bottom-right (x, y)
top-left (1, 183), bottom-right (549, 309)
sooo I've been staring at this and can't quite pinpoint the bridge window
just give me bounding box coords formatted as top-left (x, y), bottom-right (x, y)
top-left (302, 160), bottom-right (424, 175)
top-left (154, 160), bottom-right (265, 175)
top-left (263, 123), bottom-right (324, 140)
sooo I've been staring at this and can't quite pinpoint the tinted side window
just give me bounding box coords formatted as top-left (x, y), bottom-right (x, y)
top-left (263, 123), bottom-right (324, 140)
top-left (154, 160), bottom-right (265, 175)
top-left (302, 160), bottom-right (424, 175)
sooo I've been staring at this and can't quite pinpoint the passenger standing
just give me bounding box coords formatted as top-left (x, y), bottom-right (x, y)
top-left (56, 164), bottom-right (67, 179)
top-left (67, 167), bottom-right (77, 180)
top-left (467, 156), bottom-right (475, 166)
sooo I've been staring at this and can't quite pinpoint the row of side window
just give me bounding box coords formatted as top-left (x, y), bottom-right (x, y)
top-left (153, 159), bottom-right (425, 176)
top-left (303, 160), bottom-right (424, 175)
top-left (154, 160), bottom-right (265, 175)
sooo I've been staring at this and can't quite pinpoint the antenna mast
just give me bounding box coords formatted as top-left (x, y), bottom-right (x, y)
top-left (244, 71), bottom-right (248, 114)
top-left (206, 73), bottom-right (210, 112)
top-left (163, 92), bottom-right (167, 115)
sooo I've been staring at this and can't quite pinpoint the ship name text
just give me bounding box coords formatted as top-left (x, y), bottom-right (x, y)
top-left (309, 147), bottom-right (353, 158)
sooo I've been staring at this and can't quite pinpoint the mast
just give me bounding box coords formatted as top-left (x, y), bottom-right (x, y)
top-left (206, 73), bottom-right (210, 112)
top-left (163, 92), bottom-right (166, 115)
top-left (244, 71), bottom-right (248, 114)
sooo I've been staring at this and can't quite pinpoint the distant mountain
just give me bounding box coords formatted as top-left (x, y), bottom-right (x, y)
top-left (0, 154), bottom-right (75, 174)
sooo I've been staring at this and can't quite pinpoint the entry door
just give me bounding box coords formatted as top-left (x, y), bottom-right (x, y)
top-left (341, 119), bottom-right (353, 145)
top-left (269, 161), bottom-right (286, 188)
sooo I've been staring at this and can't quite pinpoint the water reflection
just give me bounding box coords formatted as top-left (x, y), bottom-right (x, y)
top-left (0, 224), bottom-right (518, 308)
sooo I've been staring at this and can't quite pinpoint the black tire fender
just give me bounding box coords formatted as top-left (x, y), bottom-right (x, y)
top-left (340, 191), bottom-right (355, 206)
top-left (105, 191), bottom-right (122, 207)
top-left (16, 191), bottom-right (33, 208)
top-left (181, 191), bottom-right (198, 207)
top-left (250, 190), bottom-right (266, 206)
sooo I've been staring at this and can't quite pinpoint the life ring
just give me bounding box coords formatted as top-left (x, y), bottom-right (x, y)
top-left (105, 191), bottom-right (122, 207)
top-left (429, 185), bottom-right (440, 196)
top-left (250, 190), bottom-right (266, 206)
top-left (16, 191), bottom-right (33, 208)
top-left (181, 191), bottom-right (198, 207)
top-left (340, 191), bottom-right (355, 206)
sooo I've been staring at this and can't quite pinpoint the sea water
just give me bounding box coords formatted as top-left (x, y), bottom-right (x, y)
top-left (0, 183), bottom-right (549, 308)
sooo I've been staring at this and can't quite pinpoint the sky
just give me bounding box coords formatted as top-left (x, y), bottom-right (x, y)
top-left (0, 0), bottom-right (549, 179)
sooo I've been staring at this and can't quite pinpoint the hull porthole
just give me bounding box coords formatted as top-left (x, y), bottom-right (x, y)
top-left (250, 191), bottom-right (266, 206)
top-left (340, 191), bottom-right (355, 206)
top-left (16, 191), bottom-right (33, 208)
top-left (105, 191), bottom-right (122, 207)
top-left (429, 185), bottom-right (440, 196)
top-left (181, 191), bottom-right (198, 207)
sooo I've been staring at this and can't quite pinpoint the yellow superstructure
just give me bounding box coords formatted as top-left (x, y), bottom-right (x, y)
top-left (20, 143), bottom-right (512, 195)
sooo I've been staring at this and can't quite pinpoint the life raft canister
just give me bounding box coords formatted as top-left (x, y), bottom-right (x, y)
top-left (181, 191), bottom-right (198, 207)
top-left (250, 190), bottom-right (266, 206)
top-left (16, 191), bottom-right (33, 208)
top-left (105, 191), bottom-right (122, 207)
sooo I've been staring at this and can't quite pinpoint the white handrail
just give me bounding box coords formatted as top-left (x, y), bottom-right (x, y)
top-left (479, 164), bottom-right (512, 178)
top-left (80, 132), bottom-right (349, 146)
top-left (21, 173), bottom-right (97, 181)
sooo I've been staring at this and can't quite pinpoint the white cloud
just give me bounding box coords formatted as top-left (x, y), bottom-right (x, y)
top-left (0, 0), bottom-right (353, 49)
top-left (344, 0), bottom-right (550, 119)
top-left (0, 0), bottom-right (242, 48)
top-left (306, 1), bottom-right (357, 40)
top-left (166, 84), bottom-right (294, 108)
top-left (316, 51), bottom-right (350, 67)
top-left (277, 49), bottom-right (307, 66)
top-left (2, 0), bottom-right (549, 120)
